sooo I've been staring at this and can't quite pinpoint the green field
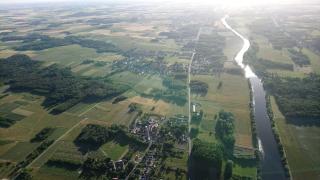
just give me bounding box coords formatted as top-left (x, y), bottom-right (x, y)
top-left (100, 141), bottom-right (129, 160)
top-left (271, 96), bottom-right (320, 180)
top-left (191, 73), bottom-right (253, 149)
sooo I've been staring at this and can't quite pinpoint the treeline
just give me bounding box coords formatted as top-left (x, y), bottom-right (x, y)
top-left (15, 140), bottom-right (54, 170)
top-left (0, 55), bottom-right (125, 113)
top-left (264, 74), bottom-right (320, 119)
top-left (1, 33), bottom-right (121, 53)
top-left (266, 96), bottom-right (291, 178)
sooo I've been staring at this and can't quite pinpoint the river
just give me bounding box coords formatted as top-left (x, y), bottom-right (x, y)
top-left (222, 15), bottom-right (286, 180)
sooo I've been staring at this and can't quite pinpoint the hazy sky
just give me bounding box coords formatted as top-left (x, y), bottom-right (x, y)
top-left (0, 0), bottom-right (314, 6)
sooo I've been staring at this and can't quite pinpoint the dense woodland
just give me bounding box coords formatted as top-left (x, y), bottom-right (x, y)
top-left (264, 74), bottom-right (320, 120)
top-left (0, 55), bottom-right (125, 113)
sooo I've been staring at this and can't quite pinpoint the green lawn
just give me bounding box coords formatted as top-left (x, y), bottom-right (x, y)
top-left (100, 141), bottom-right (129, 160)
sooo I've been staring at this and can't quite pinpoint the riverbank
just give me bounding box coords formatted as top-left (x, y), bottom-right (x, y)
top-left (266, 95), bottom-right (292, 179)
top-left (222, 15), bottom-right (286, 179)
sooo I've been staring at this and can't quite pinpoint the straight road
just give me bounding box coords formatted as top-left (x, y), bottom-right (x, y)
top-left (187, 28), bottom-right (201, 155)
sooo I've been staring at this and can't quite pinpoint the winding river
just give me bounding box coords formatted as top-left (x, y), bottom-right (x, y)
top-left (222, 15), bottom-right (286, 180)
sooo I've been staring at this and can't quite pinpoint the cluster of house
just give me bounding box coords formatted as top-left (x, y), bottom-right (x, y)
top-left (111, 49), bottom-right (191, 76)
top-left (140, 149), bottom-right (157, 180)
top-left (131, 116), bottom-right (164, 142)
top-left (191, 53), bottom-right (225, 75)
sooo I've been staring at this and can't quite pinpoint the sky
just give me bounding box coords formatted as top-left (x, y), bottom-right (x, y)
top-left (0, 0), bottom-right (310, 3)
top-left (0, 0), bottom-right (316, 7)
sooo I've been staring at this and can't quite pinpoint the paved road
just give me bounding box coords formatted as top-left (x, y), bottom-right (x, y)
top-left (26, 118), bottom-right (88, 168)
top-left (187, 28), bottom-right (201, 155)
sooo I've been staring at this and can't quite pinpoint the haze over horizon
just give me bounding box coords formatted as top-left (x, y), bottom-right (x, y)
top-left (0, 0), bottom-right (318, 5)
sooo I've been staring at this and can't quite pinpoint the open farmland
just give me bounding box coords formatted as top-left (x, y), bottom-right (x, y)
top-left (0, 1), bottom-right (319, 180)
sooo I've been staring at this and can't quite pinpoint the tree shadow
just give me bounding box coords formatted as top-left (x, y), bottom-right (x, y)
top-left (286, 116), bottom-right (320, 127)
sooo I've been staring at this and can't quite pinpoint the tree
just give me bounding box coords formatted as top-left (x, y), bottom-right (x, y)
top-left (190, 139), bottom-right (223, 180)
top-left (16, 169), bottom-right (32, 180)
top-left (224, 160), bottom-right (233, 180)
top-left (217, 81), bottom-right (223, 89)
top-left (215, 110), bottom-right (235, 155)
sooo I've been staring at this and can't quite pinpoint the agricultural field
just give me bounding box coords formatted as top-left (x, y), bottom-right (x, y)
top-left (0, 2), bottom-right (193, 179)
top-left (0, 1), bottom-right (319, 180)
